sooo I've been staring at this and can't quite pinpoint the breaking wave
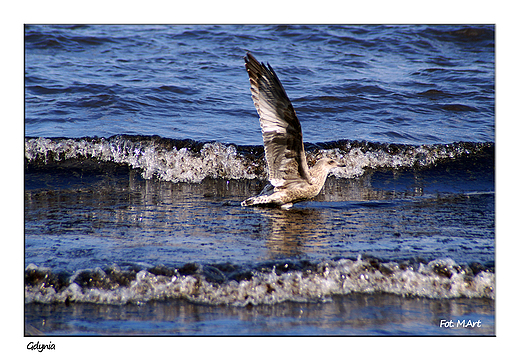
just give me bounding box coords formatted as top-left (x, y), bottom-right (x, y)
top-left (25, 256), bottom-right (494, 306)
top-left (24, 135), bottom-right (494, 183)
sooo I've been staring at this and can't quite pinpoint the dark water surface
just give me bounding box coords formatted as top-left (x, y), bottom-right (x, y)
top-left (25, 294), bottom-right (494, 335)
top-left (25, 24), bottom-right (494, 145)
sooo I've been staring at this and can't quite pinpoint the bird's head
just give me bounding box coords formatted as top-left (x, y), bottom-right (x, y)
top-left (309, 157), bottom-right (345, 185)
top-left (310, 158), bottom-right (345, 178)
top-left (316, 157), bottom-right (344, 170)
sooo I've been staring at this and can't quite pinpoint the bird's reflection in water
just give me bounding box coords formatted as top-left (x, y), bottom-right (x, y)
top-left (257, 207), bottom-right (329, 258)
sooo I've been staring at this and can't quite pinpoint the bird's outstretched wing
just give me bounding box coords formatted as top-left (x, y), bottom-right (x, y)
top-left (244, 52), bottom-right (311, 188)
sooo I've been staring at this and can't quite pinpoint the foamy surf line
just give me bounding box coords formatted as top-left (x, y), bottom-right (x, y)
top-left (25, 257), bottom-right (494, 306)
top-left (25, 135), bottom-right (494, 183)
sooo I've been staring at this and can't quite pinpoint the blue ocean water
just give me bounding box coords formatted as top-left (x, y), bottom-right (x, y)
top-left (24, 24), bottom-right (495, 336)
top-left (25, 24), bottom-right (494, 145)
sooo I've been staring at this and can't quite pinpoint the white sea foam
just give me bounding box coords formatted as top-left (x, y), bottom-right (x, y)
top-left (25, 136), bottom-right (491, 183)
top-left (25, 137), bottom-right (259, 183)
top-left (25, 257), bottom-right (495, 306)
top-left (322, 143), bottom-right (473, 179)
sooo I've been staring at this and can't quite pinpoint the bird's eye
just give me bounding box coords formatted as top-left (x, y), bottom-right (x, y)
top-left (328, 160), bottom-right (334, 164)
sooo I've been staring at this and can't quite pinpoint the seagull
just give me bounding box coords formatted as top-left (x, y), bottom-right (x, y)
top-left (241, 52), bottom-right (344, 210)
